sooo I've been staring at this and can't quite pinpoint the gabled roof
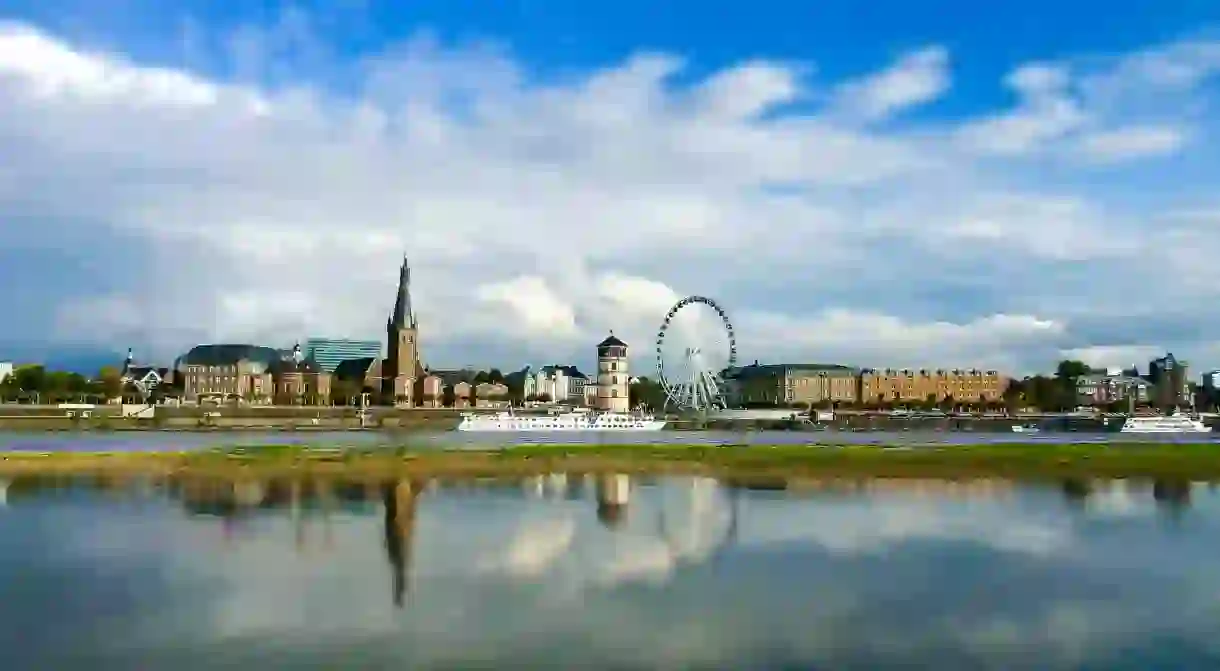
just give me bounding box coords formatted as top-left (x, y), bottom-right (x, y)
top-left (332, 357), bottom-right (378, 380)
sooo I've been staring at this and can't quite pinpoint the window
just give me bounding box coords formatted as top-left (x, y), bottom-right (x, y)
top-left (611, 389), bottom-right (618, 398)
top-left (610, 362), bottom-right (617, 371)
top-left (612, 376), bottom-right (617, 385)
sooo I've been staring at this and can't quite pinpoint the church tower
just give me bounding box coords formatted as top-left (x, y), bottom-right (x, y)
top-left (384, 256), bottom-right (420, 406)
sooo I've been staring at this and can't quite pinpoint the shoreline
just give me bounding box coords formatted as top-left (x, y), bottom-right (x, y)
top-left (2, 443), bottom-right (1220, 480)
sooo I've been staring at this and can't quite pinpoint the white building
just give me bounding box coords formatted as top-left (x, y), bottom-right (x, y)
top-left (596, 333), bottom-right (630, 412)
top-left (521, 365), bottom-right (591, 404)
top-left (0, 361), bottom-right (12, 385)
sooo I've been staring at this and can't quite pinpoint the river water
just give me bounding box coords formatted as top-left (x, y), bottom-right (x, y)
top-left (2, 429), bottom-right (1219, 452)
top-left (1, 473), bottom-right (1218, 669)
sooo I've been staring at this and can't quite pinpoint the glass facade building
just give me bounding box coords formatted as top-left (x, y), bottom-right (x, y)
top-left (304, 338), bottom-right (382, 373)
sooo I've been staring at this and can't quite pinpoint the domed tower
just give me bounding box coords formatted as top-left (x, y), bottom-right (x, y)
top-left (596, 332), bottom-right (629, 412)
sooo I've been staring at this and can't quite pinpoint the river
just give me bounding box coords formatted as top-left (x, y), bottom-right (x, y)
top-left (1, 429), bottom-right (1219, 452)
top-left (1, 473), bottom-right (1218, 668)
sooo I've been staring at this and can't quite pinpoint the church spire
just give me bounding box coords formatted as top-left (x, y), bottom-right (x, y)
top-left (390, 255), bottom-right (415, 328)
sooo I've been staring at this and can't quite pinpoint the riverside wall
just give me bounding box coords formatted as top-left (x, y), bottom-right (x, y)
top-left (0, 404), bottom-right (464, 431)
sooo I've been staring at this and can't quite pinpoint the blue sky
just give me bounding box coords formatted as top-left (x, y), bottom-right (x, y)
top-left (2, 0), bottom-right (1220, 374)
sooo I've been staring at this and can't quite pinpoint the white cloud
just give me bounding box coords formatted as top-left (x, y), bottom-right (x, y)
top-left (1076, 124), bottom-right (1187, 162)
top-left (956, 64), bottom-right (1088, 155)
top-left (832, 46), bottom-right (951, 121)
top-left (2, 18), bottom-right (1220, 373)
top-left (1059, 345), bottom-right (1168, 371)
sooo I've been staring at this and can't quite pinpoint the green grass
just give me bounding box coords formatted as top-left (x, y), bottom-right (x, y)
top-left (3, 441), bottom-right (1218, 480)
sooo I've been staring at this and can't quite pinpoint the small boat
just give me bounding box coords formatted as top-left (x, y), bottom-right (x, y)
top-left (1011, 424), bottom-right (1040, 434)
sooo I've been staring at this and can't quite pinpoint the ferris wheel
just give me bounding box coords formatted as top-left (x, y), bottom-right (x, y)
top-left (655, 296), bottom-right (738, 412)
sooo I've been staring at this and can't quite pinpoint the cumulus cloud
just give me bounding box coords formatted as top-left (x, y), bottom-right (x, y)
top-left (2, 15), bottom-right (1220, 373)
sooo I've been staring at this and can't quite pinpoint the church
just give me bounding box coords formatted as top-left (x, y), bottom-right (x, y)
top-left (329, 256), bottom-right (428, 406)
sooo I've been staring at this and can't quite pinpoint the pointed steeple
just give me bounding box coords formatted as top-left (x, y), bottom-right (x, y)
top-left (390, 255), bottom-right (415, 329)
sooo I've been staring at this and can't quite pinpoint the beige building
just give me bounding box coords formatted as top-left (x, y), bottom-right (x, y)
top-left (726, 363), bottom-right (859, 406)
top-left (858, 368), bottom-right (1007, 405)
top-left (178, 343), bottom-right (330, 404)
top-left (474, 382), bottom-right (509, 407)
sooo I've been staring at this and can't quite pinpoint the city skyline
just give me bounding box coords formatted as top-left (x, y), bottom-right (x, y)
top-left (3, 1), bottom-right (1220, 374)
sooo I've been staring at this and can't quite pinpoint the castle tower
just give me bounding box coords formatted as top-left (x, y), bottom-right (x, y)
top-left (384, 255), bottom-right (420, 406)
top-left (596, 332), bottom-right (629, 412)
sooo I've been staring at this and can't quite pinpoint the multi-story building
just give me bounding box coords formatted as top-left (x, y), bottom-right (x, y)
top-left (474, 382), bottom-right (509, 407)
top-left (725, 362), bottom-right (859, 406)
top-left (304, 338), bottom-right (381, 373)
top-left (858, 368), bottom-right (1006, 405)
top-left (1148, 353), bottom-right (1190, 407)
top-left (176, 343), bottom-right (330, 404)
top-left (1204, 370), bottom-right (1220, 392)
top-left (1075, 374), bottom-right (1151, 406)
top-left (0, 361), bottom-right (13, 384)
top-left (520, 365), bottom-right (589, 403)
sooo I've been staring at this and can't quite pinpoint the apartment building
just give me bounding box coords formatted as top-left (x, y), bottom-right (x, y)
top-left (725, 362), bottom-right (859, 406)
top-left (1075, 374), bottom-right (1151, 406)
top-left (858, 368), bottom-right (1006, 404)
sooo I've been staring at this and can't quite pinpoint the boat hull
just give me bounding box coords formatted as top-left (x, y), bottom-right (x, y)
top-left (456, 419), bottom-right (667, 432)
top-left (1119, 427), bottom-right (1211, 434)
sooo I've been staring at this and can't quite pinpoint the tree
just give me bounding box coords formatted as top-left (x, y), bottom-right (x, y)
top-left (536, 393), bottom-right (553, 403)
top-left (488, 368), bottom-right (505, 384)
top-left (97, 366), bottom-right (124, 401)
top-left (1055, 359), bottom-right (1092, 381)
top-left (473, 370), bottom-right (491, 385)
top-left (629, 378), bottom-right (666, 411)
top-left (12, 365), bottom-right (47, 395)
top-left (442, 386), bottom-right (456, 408)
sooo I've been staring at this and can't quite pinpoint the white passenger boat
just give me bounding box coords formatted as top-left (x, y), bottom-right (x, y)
top-left (1117, 414), bottom-right (1211, 434)
top-left (1010, 424), bottom-right (1040, 434)
top-left (456, 408), bottom-right (666, 432)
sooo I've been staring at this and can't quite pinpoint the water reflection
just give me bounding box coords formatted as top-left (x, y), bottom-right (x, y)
top-left (5, 473), bottom-right (1220, 668)
top-left (384, 479), bottom-right (422, 607)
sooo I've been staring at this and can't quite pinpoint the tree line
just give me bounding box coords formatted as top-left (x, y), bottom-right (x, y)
top-left (0, 364), bottom-right (125, 403)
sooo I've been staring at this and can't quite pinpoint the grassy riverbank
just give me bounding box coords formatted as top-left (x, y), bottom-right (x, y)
top-left (1, 442), bottom-right (1219, 480)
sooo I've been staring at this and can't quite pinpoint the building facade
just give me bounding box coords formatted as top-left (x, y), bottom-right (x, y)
top-left (725, 362), bottom-right (859, 406)
top-left (520, 365), bottom-right (589, 403)
top-left (177, 343), bottom-right (331, 404)
top-left (1075, 374), bottom-right (1151, 406)
top-left (1148, 353), bottom-right (1190, 407)
top-left (858, 368), bottom-right (1007, 405)
top-left (596, 334), bottom-right (630, 412)
top-left (304, 338), bottom-right (382, 373)
top-left (0, 361), bottom-right (14, 384)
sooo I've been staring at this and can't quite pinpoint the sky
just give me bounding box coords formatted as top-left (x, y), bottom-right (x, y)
top-left (2, 0), bottom-right (1220, 375)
